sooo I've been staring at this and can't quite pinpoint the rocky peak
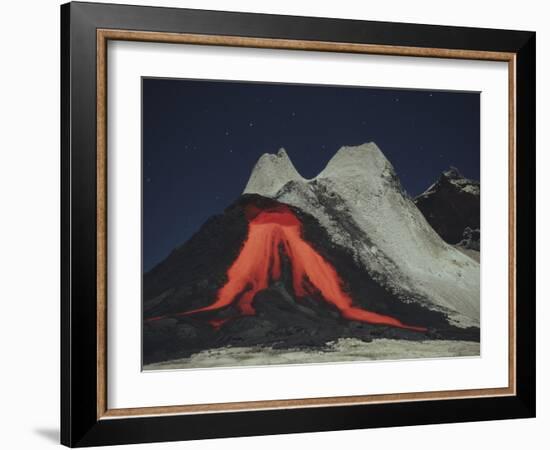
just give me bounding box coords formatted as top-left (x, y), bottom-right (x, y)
top-left (442, 166), bottom-right (463, 180)
top-left (243, 147), bottom-right (303, 197)
top-left (414, 167), bottom-right (480, 245)
top-left (319, 142), bottom-right (393, 179)
top-left (243, 142), bottom-right (400, 201)
top-left (417, 167), bottom-right (479, 200)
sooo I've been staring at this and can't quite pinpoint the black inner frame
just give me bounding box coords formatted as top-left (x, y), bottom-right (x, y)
top-left (61, 2), bottom-right (536, 447)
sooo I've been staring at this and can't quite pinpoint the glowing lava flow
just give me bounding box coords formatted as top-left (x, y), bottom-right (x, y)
top-left (181, 204), bottom-right (426, 332)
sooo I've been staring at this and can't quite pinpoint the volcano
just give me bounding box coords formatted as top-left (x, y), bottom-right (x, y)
top-left (143, 143), bottom-right (480, 367)
top-left (244, 143), bottom-right (480, 328)
top-left (156, 202), bottom-right (426, 332)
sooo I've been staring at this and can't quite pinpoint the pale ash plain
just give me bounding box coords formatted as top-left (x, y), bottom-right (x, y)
top-left (144, 338), bottom-right (480, 370)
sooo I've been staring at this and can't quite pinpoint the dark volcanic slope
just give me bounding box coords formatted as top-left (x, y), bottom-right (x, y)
top-left (143, 194), bottom-right (478, 365)
top-left (414, 168), bottom-right (480, 245)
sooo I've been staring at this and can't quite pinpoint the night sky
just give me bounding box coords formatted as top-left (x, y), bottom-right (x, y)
top-left (143, 78), bottom-right (480, 272)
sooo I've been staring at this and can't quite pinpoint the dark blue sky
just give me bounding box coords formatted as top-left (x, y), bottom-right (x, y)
top-left (143, 78), bottom-right (479, 271)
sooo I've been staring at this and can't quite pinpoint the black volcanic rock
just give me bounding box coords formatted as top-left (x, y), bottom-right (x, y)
top-left (458, 227), bottom-right (480, 251)
top-left (143, 194), bottom-right (478, 365)
top-left (414, 167), bottom-right (480, 244)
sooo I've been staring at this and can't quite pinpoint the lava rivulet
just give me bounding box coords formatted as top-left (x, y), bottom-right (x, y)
top-left (181, 204), bottom-right (426, 332)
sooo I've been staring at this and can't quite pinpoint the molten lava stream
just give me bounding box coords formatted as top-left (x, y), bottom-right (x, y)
top-left (181, 204), bottom-right (427, 332)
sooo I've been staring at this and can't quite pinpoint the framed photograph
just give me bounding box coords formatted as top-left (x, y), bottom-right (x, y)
top-left (61, 1), bottom-right (536, 447)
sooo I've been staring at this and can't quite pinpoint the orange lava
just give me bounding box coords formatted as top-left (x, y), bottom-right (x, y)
top-left (182, 204), bottom-right (426, 332)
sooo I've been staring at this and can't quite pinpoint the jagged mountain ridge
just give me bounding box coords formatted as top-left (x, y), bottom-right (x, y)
top-left (244, 143), bottom-right (480, 328)
top-left (243, 148), bottom-right (302, 197)
top-left (414, 167), bottom-right (480, 245)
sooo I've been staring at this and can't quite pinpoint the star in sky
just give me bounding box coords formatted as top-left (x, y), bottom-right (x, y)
top-left (142, 77), bottom-right (480, 272)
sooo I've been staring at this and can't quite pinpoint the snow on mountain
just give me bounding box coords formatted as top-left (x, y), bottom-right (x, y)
top-left (418, 167), bottom-right (480, 198)
top-left (242, 143), bottom-right (480, 328)
top-left (243, 148), bottom-right (302, 197)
